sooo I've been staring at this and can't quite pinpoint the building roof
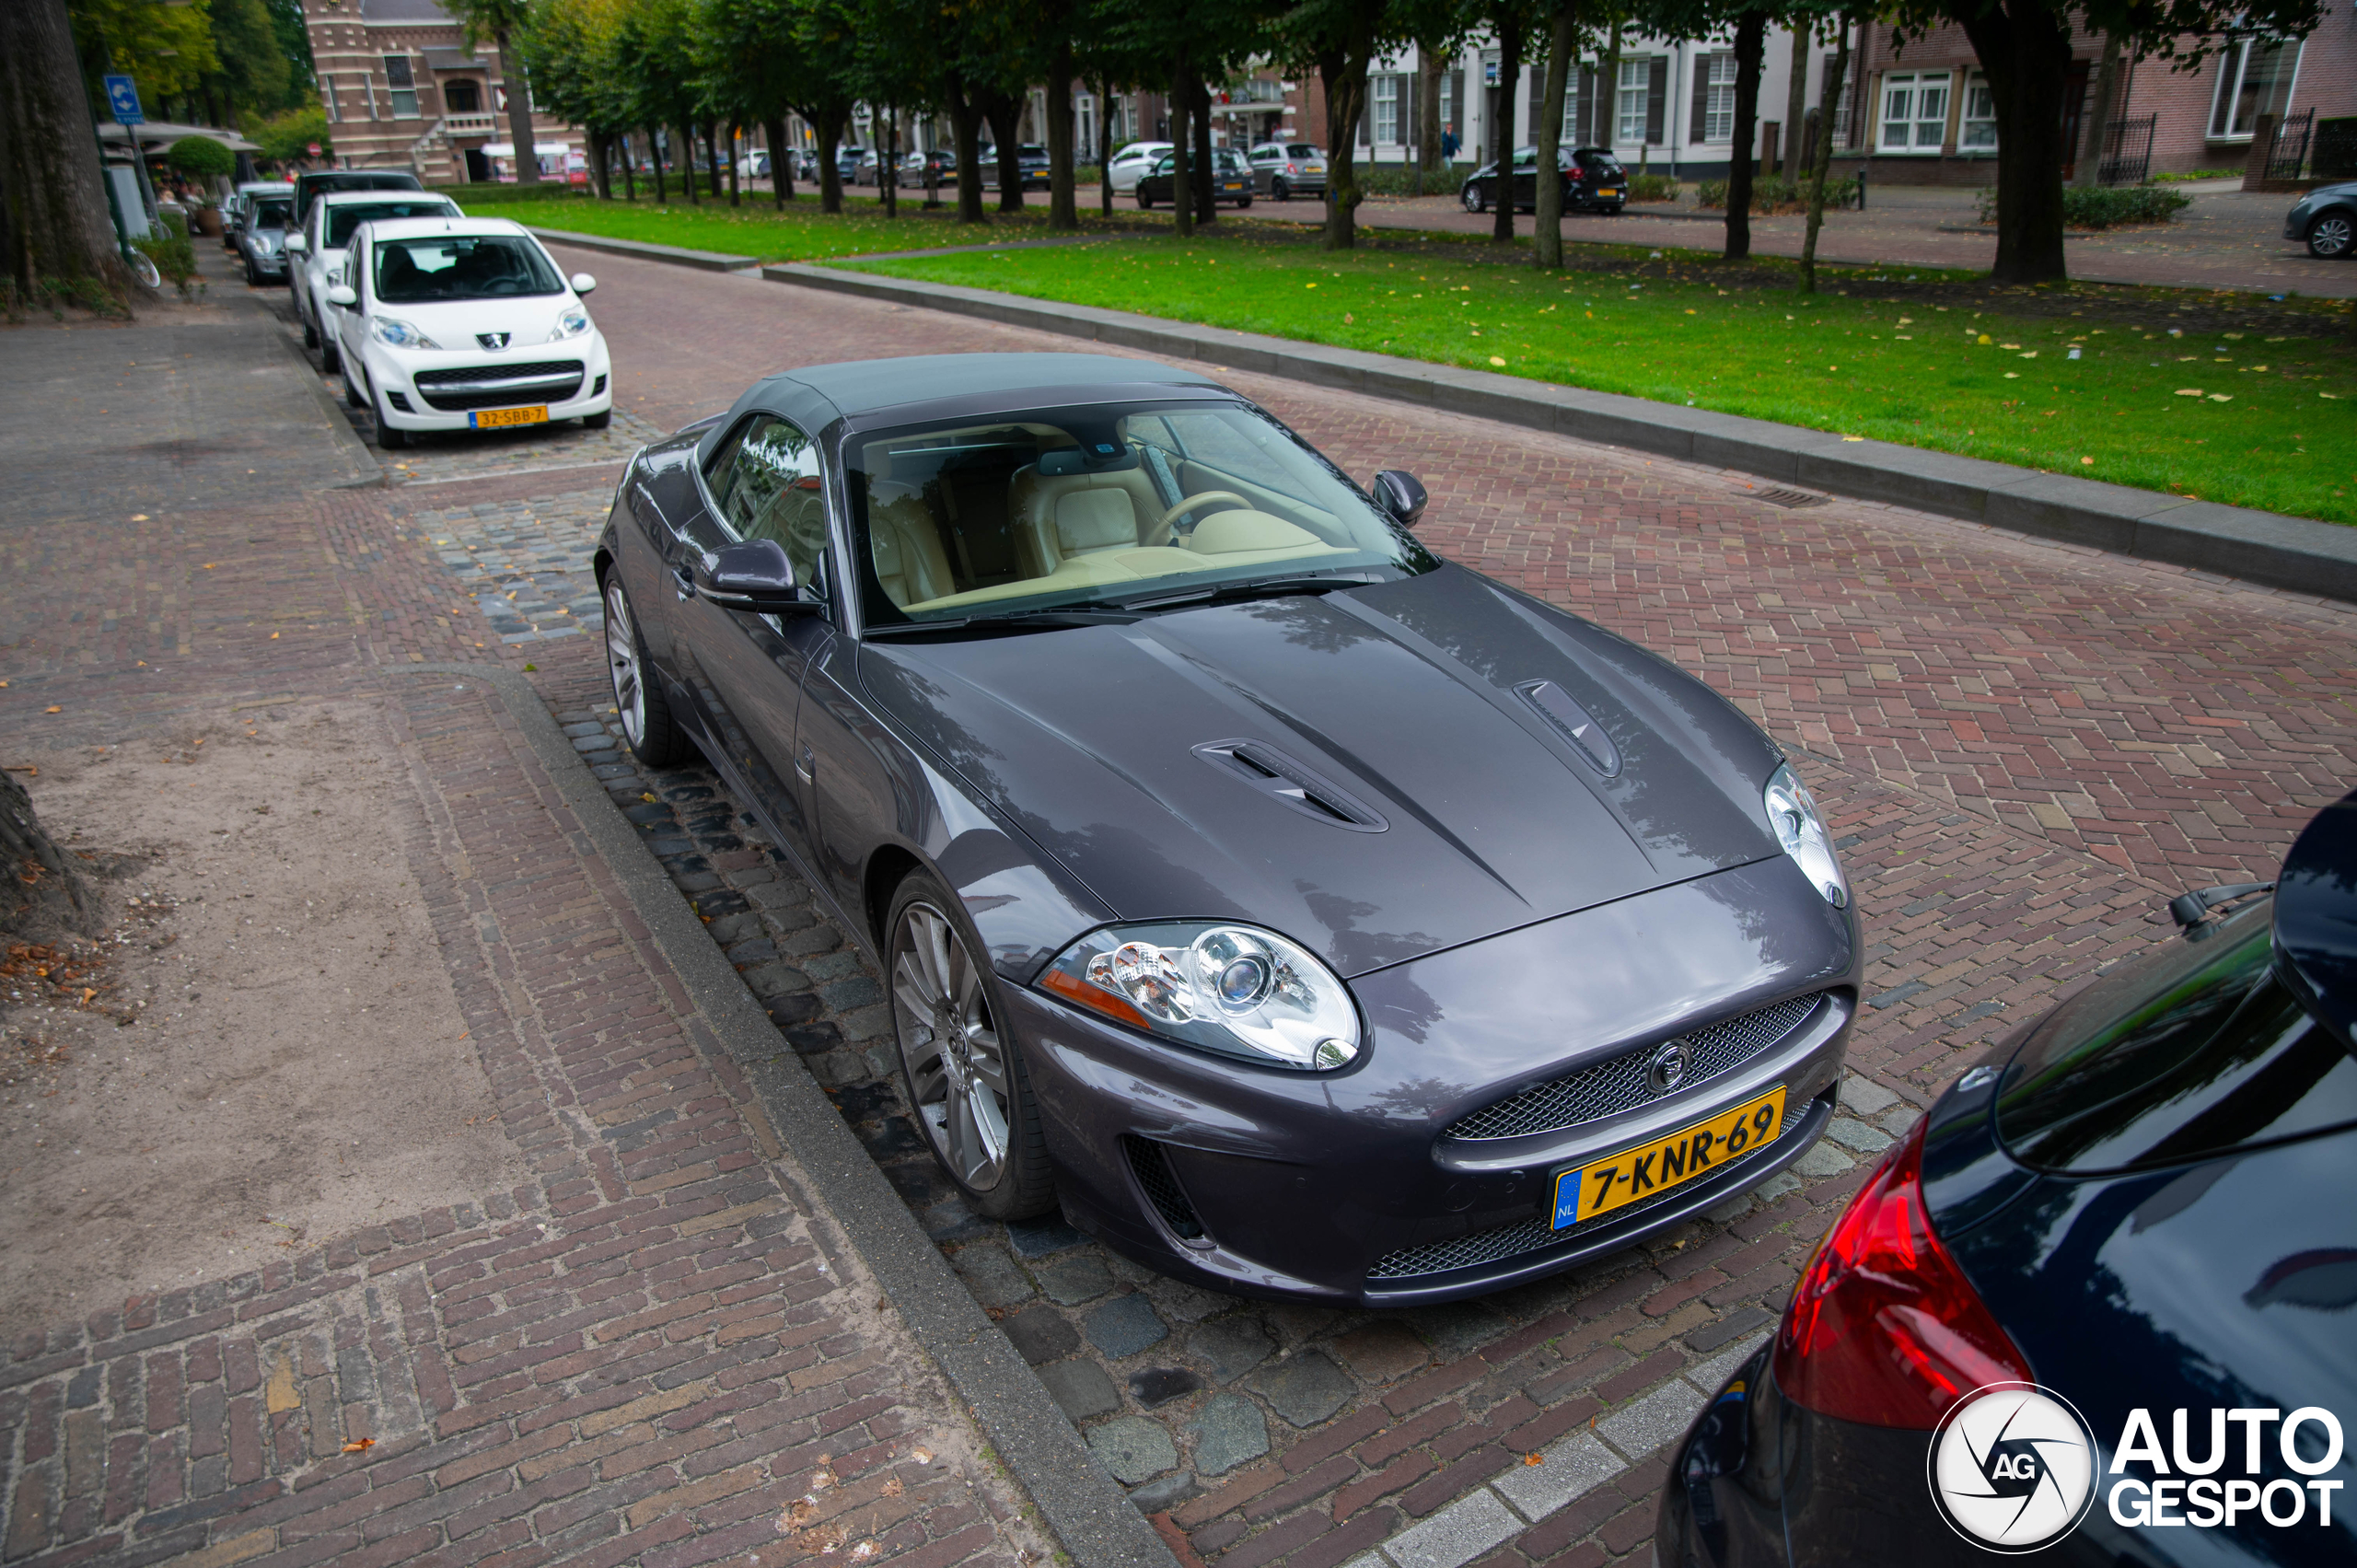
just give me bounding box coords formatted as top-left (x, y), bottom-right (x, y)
top-left (359, 0), bottom-right (458, 22)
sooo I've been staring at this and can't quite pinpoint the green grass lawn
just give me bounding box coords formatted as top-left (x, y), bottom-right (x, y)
top-left (456, 187), bottom-right (1156, 263)
top-left (830, 229), bottom-right (2357, 525)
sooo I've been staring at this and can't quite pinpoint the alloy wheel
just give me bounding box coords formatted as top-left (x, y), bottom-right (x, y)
top-left (892, 901), bottom-right (1010, 1191)
top-left (2312, 215), bottom-right (2353, 258)
top-left (604, 578), bottom-right (646, 747)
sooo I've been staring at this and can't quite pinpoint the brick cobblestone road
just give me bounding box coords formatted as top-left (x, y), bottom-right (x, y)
top-left (3, 243), bottom-right (2351, 1568)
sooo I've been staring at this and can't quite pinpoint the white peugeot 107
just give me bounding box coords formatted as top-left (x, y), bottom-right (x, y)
top-left (328, 215), bottom-right (613, 449)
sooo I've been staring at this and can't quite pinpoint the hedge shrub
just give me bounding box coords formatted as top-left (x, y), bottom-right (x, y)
top-left (1974, 184), bottom-right (2190, 227)
top-left (167, 135), bottom-right (236, 180)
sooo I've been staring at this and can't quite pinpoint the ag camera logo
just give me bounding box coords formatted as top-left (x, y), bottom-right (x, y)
top-left (1927, 1383), bottom-right (2098, 1552)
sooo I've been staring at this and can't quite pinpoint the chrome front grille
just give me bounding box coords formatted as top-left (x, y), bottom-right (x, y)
top-left (1442, 993), bottom-right (1823, 1143)
top-left (1367, 1102), bottom-right (1811, 1282)
top-left (412, 359), bottom-right (583, 386)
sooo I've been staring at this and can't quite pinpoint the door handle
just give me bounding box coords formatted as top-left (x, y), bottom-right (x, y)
top-left (672, 565), bottom-right (695, 601)
top-left (795, 743), bottom-right (815, 783)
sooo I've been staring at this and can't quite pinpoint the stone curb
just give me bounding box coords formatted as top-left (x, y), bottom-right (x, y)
top-left (403, 662), bottom-right (1179, 1568)
top-left (527, 225), bottom-right (760, 271)
top-left (757, 261), bottom-right (2357, 606)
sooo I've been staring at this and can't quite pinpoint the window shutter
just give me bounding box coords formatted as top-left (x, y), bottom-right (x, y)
top-left (1647, 57), bottom-right (1667, 144)
top-left (1690, 54), bottom-right (1711, 142)
top-left (1450, 70), bottom-right (1465, 144)
top-left (1576, 67), bottom-right (1595, 144)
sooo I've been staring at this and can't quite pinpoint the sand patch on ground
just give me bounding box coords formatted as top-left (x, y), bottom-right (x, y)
top-left (0, 703), bottom-right (528, 1329)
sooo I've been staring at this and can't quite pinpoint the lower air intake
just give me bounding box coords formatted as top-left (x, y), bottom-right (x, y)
top-left (1122, 1137), bottom-right (1205, 1242)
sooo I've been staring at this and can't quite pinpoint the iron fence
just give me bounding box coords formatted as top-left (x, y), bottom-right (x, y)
top-left (2267, 109), bottom-right (2314, 183)
top-left (2097, 113), bottom-right (2155, 186)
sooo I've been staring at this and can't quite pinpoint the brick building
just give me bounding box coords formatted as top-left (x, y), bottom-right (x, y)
top-left (301, 0), bottom-right (580, 184)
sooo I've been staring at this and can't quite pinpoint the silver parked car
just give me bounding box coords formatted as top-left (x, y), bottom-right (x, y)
top-left (1248, 142), bottom-right (1328, 201)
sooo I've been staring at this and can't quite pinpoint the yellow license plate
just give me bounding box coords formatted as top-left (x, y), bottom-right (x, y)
top-left (1551, 1086), bottom-right (1786, 1228)
top-left (1598, 188), bottom-right (1621, 197)
top-left (470, 405), bottom-right (549, 429)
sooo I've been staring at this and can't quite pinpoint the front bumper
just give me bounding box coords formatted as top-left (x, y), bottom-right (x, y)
top-left (1019, 856), bottom-right (1858, 1305)
top-left (245, 250), bottom-right (288, 275)
top-left (366, 337), bottom-right (613, 433)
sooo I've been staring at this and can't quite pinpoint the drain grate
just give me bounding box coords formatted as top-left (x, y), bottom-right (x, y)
top-left (1749, 487), bottom-right (1829, 508)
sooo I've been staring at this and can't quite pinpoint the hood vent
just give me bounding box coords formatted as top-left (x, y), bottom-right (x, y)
top-left (1516, 680), bottom-right (1622, 777)
top-left (1194, 739), bottom-right (1388, 832)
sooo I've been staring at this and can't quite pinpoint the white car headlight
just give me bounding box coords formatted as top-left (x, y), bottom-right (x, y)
top-left (368, 316), bottom-right (440, 350)
top-left (1765, 762), bottom-right (1848, 909)
top-left (1039, 922), bottom-right (1362, 1070)
top-left (548, 306), bottom-right (593, 342)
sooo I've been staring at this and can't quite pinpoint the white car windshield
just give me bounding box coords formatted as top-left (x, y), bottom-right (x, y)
top-left (374, 234), bottom-right (562, 302)
top-left (325, 200), bottom-right (458, 248)
top-left (851, 400), bottom-right (1436, 623)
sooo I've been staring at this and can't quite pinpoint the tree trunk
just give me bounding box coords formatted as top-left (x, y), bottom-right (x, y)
top-left (1095, 75), bottom-right (1115, 215)
top-left (727, 122), bottom-right (741, 205)
top-left (1046, 42), bottom-right (1078, 228)
top-left (2074, 30), bottom-right (2122, 188)
top-left (680, 122), bottom-right (699, 201)
top-left (1169, 60), bottom-right (1193, 237)
top-left (1799, 13), bottom-right (1850, 293)
top-left (1534, 0), bottom-right (1574, 269)
top-left (1597, 29), bottom-right (1620, 165)
top-left (1959, 0), bottom-right (2072, 283)
top-left (650, 124), bottom-right (666, 201)
top-left (498, 28), bottom-right (540, 183)
top-left (621, 131), bottom-right (635, 201)
top-left (1490, 10), bottom-right (1524, 243)
top-left (982, 93), bottom-right (1023, 212)
top-left (948, 87), bottom-right (985, 223)
top-left (766, 114), bottom-right (792, 203)
top-left (2, 769), bottom-right (98, 941)
top-left (0, 0), bottom-right (134, 302)
top-left (1782, 25), bottom-right (1809, 177)
top-left (1190, 77), bottom-right (1215, 224)
top-left (819, 108), bottom-right (846, 214)
top-left (1417, 44), bottom-right (1444, 192)
top-left (1724, 9), bottom-right (1765, 259)
top-left (1319, 33), bottom-right (1375, 250)
top-left (880, 106), bottom-right (898, 216)
top-left (706, 122), bottom-right (724, 201)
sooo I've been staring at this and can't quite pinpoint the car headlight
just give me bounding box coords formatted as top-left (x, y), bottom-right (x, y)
top-left (368, 316), bottom-right (440, 349)
top-left (1039, 921), bottom-right (1362, 1071)
top-left (548, 307), bottom-right (593, 342)
top-left (1765, 762), bottom-right (1848, 909)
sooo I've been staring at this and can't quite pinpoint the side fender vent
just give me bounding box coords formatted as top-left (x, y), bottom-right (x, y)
top-left (1193, 739), bottom-right (1388, 832)
top-left (1122, 1136), bottom-right (1209, 1244)
top-left (1516, 680), bottom-right (1622, 777)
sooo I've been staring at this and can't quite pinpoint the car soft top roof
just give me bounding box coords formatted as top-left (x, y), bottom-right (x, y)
top-left (355, 215), bottom-right (528, 241)
top-left (712, 353), bottom-right (1223, 453)
top-left (2275, 785), bottom-right (2357, 1052)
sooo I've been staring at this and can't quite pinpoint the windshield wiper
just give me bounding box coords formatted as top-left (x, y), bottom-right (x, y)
top-left (862, 608), bottom-right (1139, 640)
top-left (1118, 572), bottom-right (1386, 613)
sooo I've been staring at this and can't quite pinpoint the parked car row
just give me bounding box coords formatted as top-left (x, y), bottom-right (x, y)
top-left (269, 189), bottom-right (611, 451)
top-left (1107, 140), bottom-right (1329, 202)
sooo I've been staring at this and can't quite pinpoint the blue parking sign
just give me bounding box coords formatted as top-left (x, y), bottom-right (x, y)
top-left (104, 75), bottom-right (145, 126)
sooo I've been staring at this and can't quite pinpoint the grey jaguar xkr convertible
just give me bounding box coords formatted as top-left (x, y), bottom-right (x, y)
top-left (597, 353), bottom-right (1860, 1304)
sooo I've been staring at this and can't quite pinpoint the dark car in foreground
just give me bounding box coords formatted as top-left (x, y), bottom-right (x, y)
top-left (1462, 145), bottom-right (1626, 215)
top-left (1137, 148), bottom-right (1253, 208)
top-left (2286, 182), bottom-right (2357, 258)
top-left (1658, 786), bottom-right (2357, 1564)
top-left (597, 352), bottom-right (1860, 1304)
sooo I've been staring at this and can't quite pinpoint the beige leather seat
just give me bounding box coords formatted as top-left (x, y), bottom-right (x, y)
top-left (1009, 460), bottom-right (1166, 573)
top-left (866, 483), bottom-right (956, 607)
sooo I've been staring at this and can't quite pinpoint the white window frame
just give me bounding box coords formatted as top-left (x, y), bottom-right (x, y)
top-left (383, 55), bottom-right (419, 119)
top-left (1372, 74), bottom-right (1400, 145)
top-left (2208, 35), bottom-right (2302, 141)
top-left (1616, 58), bottom-right (1650, 145)
top-left (1958, 72), bottom-right (1996, 150)
top-left (1701, 52), bottom-right (1739, 142)
top-left (1877, 69), bottom-right (1950, 153)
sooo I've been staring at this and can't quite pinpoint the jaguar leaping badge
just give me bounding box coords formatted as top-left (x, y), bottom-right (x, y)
top-left (476, 331), bottom-right (511, 350)
top-left (1647, 1041), bottom-right (1690, 1094)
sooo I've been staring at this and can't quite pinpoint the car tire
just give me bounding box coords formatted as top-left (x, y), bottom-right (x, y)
top-left (301, 313), bottom-right (318, 349)
top-left (1271, 178), bottom-right (1289, 202)
top-left (602, 574), bottom-right (687, 767)
top-left (1463, 185), bottom-right (1485, 213)
top-left (1136, 187), bottom-right (1153, 207)
top-left (887, 869), bottom-right (1056, 1222)
top-left (343, 366), bottom-right (366, 408)
top-left (1237, 194), bottom-right (1252, 208)
top-left (244, 257), bottom-right (261, 286)
top-left (2307, 212), bottom-right (2354, 259)
top-left (582, 409), bottom-right (611, 429)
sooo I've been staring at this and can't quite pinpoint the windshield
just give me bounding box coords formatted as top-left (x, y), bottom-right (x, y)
top-left (851, 399), bottom-right (1438, 624)
top-left (1995, 901), bottom-right (2357, 1173)
top-left (374, 233), bottom-right (562, 301)
top-left (326, 200), bottom-right (457, 248)
top-left (252, 200), bottom-right (292, 230)
top-left (1286, 145), bottom-right (1320, 158)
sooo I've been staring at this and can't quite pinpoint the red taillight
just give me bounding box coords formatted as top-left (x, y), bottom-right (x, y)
top-left (1772, 1118), bottom-right (2032, 1429)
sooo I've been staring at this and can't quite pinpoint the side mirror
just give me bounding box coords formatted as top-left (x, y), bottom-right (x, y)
top-left (693, 539), bottom-right (819, 614)
top-left (1371, 470), bottom-right (1428, 528)
top-left (327, 284), bottom-right (357, 307)
top-left (284, 231), bottom-right (308, 252)
top-left (570, 272), bottom-right (597, 294)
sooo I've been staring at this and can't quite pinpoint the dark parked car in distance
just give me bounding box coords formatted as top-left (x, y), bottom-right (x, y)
top-left (1247, 142), bottom-right (1328, 201)
top-left (977, 143), bottom-right (1051, 191)
top-left (1461, 145), bottom-right (1626, 215)
top-left (595, 351), bottom-right (1860, 1305)
top-left (2286, 181), bottom-right (2357, 257)
top-left (1137, 148), bottom-right (1252, 208)
top-left (1657, 786), bottom-right (2357, 1565)
top-left (292, 168), bottom-right (424, 225)
top-left (899, 148), bottom-right (958, 188)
